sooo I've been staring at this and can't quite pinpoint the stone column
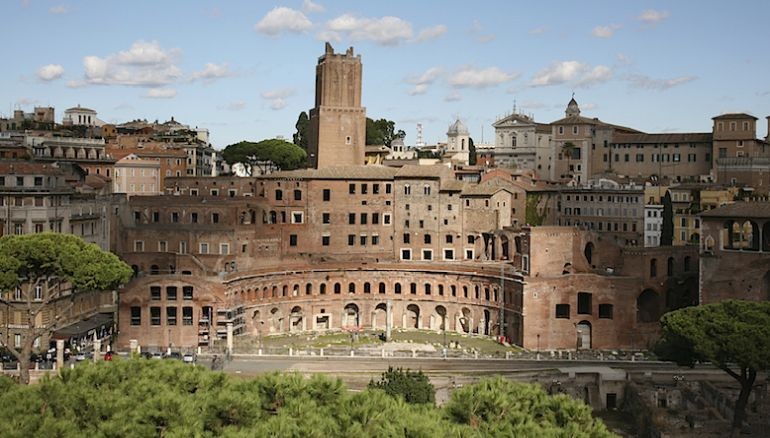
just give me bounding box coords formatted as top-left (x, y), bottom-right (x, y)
top-left (93, 340), bottom-right (101, 362)
top-left (56, 339), bottom-right (65, 370)
top-left (226, 323), bottom-right (233, 355)
top-left (385, 300), bottom-right (392, 341)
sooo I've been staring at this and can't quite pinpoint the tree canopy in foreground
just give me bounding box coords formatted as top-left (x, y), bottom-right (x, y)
top-left (655, 300), bottom-right (770, 432)
top-left (0, 233), bottom-right (132, 384)
top-left (0, 359), bottom-right (614, 437)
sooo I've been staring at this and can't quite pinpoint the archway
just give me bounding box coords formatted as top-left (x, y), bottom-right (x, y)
top-left (576, 321), bottom-right (592, 349)
top-left (289, 306), bottom-right (303, 332)
top-left (406, 304), bottom-right (420, 329)
top-left (637, 289), bottom-right (662, 323)
top-left (372, 303), bottom-right (387, 330)
top-left (251, 310), bottom-right (261, 335)
top-left (501, 235), bottom-right (510, 260)
top-left (482, 309), bottom-right (491, 335)
top-left (343, 303), bottom-right (360, 328)
top-left (269, 307), bottom-right (282, 333)
top-left (432, 305), bottom-right (447, 331)
top-left (455, 307), bottom-right (473, 333)
top-left (584, 242), bottom-right (594, 265)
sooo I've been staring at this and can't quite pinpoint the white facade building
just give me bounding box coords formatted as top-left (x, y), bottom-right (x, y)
top-left (644, 204), bottom-right (664, 247)
top-left (63, 105), bottom-right (103, 127)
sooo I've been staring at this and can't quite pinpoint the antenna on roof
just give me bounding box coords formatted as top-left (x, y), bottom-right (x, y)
top-left (513, 98), bottom-right (517, 114)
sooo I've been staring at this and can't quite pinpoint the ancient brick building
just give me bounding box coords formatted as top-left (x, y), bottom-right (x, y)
top-left (699, 202), bottom-right (770, 303)
top-left (307, 43), bottom-right (366, 169)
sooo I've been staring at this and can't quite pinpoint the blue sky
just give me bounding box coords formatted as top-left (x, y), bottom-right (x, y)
top-left (4, 0), bottom-right (770, 148)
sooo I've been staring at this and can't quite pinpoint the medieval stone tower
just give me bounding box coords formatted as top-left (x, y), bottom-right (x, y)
top-left (308, 43), bottom-right (366, 168)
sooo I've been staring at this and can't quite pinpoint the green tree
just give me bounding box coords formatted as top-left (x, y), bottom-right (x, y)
top-left (0, 360), bottom-right (614, 436)
top-left (0, 233), bottom-right (132, 384)
top-left (444, 377), bottom-right (614, 437)
top-left (368, 367), bottom-right (435, 405)
top-left (660, 191), bottom-right (674, 246)
top-left (292, 111), bottom-right (309, 151)
top-left (468, 137), bottom-right (477, 165)
top-left (222, 139), bottom-right (307, 175)
top-left (365, 118), bottom-right (398, 147)
top-left (561, 141), bottom-right (577, 180)
top-left (655, 300), bottom-right (770, 432)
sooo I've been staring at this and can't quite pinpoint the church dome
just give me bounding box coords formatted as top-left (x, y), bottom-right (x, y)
top-left (447, 119), bottom-right (469, 135)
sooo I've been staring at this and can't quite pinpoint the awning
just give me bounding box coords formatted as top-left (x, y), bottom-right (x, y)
top-left (52, 313), bottom-right (114, 340)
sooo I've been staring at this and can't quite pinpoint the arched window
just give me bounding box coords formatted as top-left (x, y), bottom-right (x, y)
top-left (410, 283), bottom-right (417, 294)
top-left (305, 283), bottom-right (312, 295)
top-left (363, 282), bottom-right (371, 294)
top-left (424, 283), bottom-right (431, 295)
top-left (395, 283), bottom-right (402, 294)
top-left (334, 283), bottom-right (341, 294)
top-left (378, 282), bottom-right (386, 294)
top-left (348, 282), bottom-right (356, 294)
top-left (275, 189), bottom-right (283, 201)
top-left (320, 284), bottom-right (327, 295)
top-left (650, 258), bottom-right (657, 278)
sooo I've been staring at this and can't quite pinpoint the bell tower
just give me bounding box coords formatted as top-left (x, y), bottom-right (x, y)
top-left (307, 43), bottom-right (366, 168)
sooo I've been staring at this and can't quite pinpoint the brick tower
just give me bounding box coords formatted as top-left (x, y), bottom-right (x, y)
top-left (308, 43), bottom-right (366, 168)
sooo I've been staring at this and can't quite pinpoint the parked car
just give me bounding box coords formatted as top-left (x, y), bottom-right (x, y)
top-left (182, 353), bottom-right (195, 364)
top-left (150, 352), bottom-right (163, 360)
top-left (74, 352), bottom-right (92, 362)
top-left (164, 352), bottom-right (182, 360)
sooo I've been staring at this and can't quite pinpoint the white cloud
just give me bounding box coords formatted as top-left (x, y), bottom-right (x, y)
top-left (190, 63), bottom-right (231, 83)
top-left (415, 24), bottom-right (447, 42)
top-left (405, 67), bottom-right (443, 95)
top-left (529, 27), bottom-right (548, 35)
top-left (408, 84), bottom-right (428, 96)
top-left (575, 65), bottom-right (613, 87)
top-left (628, 74), bottom-right (696, 91)
top-left (591, 24), bottom-right (621, 38)
top-left (321, 14), bottom-right (413, 46)
top-left (261, 88), bottom-right (295, 110)
top-left (448, 66), bottom-right (518, 89)
top-left (444, 92), bottom-right (461, 102)
top-left (302, 0), bottom-right (324, 14)
top-left (405, 67), bottom-right (443, 85)
top-left (80, 41), bottom-right (182, 87)
top-left (616, 53), bottom-right (632, 65)
top-left (638, 9), bottom-right (670, 25)
top-left (144, 88), bottom-right (177, 99)
top-left (255, 7), bottom-right (312, 36)
top-left (49, 5), bottom-right (68, 14)
top-left (531, 61), bottom-right (584, 86)
top-left (37, 64), bottom-right (64, 81)
top-left (221, 101), bottom-right (246, 111)
top-left (530, 61), bottom-right (613, 88)
top-left (15, 98), bottom-right (40, 106)
top-left (469, 20), bottom-right (495, 43)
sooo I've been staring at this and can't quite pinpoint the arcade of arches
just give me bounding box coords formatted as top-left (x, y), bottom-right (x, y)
top-left (225, 265), bottom-right (523, 343)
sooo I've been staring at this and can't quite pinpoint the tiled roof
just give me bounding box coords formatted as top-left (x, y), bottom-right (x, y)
top-left (461, 184), bottom-right (509, 196)
top-left (440, 180), bottom-right (465, 191)
top-left (262, 165), bottom-right (399, 180)
top-left (612, 132), bottom-right (712, 144)
top-left (550, 116), bottom-right (642, 134)
top-left (0, 161), bottom-right (63, 175)
top-left (395, 164), bottom-right (453, 179)
top-left (700, 201), bottom-right (770, 219)
top-left (712, 113), bottom-right (758, 120)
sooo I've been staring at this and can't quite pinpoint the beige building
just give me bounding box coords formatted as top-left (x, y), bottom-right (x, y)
top-left (491, 112), bottom-right (552, 176)
top-left (308, 43), bottom-right (366, 168)
top-left (113, 154), bottom-right (161, 196)
top-left (549, 98), bottom-right (639, 184)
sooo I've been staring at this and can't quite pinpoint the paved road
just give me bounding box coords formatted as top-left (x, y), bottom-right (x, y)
top-left (208, 355), bottom-right (725, 377)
